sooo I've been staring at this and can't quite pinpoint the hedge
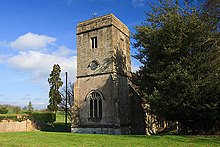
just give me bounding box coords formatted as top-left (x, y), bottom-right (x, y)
top-left (31, 112), bottom-right (56, 123)
top-left (0, 107), bottom-right (8, 114)
top-left (0, 113), bottom-right (56, 123)
top-left (0, 114), bottom-right (29, 122)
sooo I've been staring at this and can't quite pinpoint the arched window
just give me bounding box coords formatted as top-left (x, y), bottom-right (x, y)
top-left (88, 91), bottom-right (102, 118)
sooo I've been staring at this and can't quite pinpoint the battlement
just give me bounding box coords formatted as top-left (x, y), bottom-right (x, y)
top-left (77, 14), bottom-right (129, 37)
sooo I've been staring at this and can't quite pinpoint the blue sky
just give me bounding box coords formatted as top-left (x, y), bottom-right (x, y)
top-left (0, 0), bottom-right (150, 109)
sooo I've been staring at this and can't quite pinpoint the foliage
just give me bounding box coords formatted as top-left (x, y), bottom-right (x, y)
top-left (48, 64), bottom-right (63, 112)
top-left (188, 0), bottom-right (219, 29)
top-left (31, 112), bottom-right (56, 123)
top-left (59, 82), bottom-right (74, 122)
top-left (0, 107), bottom-right (8, 114)
top-left (0, 114), bottom-right (17, 121)
top-left (13, 106), bottom-right (21, 114)
top-left (203, 0), bottom-right (220, 22)
top-left (22, 106), bottom-right (28, 110)
top-left (55, 111), bottom-right (71, 123)
top-left (27, 101), bottom-right (34, 112)
top-left (133, 0), bottom-right (220, 134)
top-left (0, 104), bottom-right (32, 114)
top-left (0, 132), bottom-right (219, 146)
top-left (0, 104), bottom-right (21, 114)
top-left (0, 114), bottom-right (30, 122)
top-left (0, 112), bottom-right (56, 123)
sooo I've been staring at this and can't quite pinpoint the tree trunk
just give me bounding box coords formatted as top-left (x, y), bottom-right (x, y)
top-left (178, 122), bottom-right (188, 134)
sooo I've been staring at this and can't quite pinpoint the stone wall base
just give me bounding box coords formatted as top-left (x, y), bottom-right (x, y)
top-left (71, 127), bottom-right (130, 135)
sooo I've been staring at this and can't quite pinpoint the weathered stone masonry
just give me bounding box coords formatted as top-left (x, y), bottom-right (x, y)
top-left (72, 14), bottom-right (145, 135)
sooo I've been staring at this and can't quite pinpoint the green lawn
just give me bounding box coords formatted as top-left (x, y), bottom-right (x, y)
top-left (56, 111), bottom-right (70, 123)
top-left (0, 131), bottom-right (219, 146)
top-left (39, 111), bottom-right (71, 132)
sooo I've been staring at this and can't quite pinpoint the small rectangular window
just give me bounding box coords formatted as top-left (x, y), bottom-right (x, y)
top-left (91, 37), bottom-right (97, 49)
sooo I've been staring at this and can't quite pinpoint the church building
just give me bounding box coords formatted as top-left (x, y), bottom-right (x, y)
top-left (72, 14), bottom-right (145, 135)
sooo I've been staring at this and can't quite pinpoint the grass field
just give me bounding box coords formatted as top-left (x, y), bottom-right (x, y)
top-left (56, 111), bottom-right (70, 123)
top-left (0, 131), bottom-right (219, 146)
top-left (1, 111), bottom-right (219, 146)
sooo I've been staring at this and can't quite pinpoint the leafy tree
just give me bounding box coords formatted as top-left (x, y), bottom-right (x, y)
top-left (0, 107), bottom-right (8, 114)
top-left (133, 0), bottom-right (220, 134)
top-left (13, 106), bottom-right (21, 114)
top-left (187, 0), bottom-right (219, 28)
top-left (48, 64), bottom-right (63, 113)
top-left (203, 0), bottom-right (220, 21)
top-left (27, 101), bottom-right (34, 112)
top-left (59, 82), bottom-right (74, 122)
top-left (22, 106), bottom-right (27, 110)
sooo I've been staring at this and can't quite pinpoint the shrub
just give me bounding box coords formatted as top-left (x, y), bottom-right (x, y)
top-left (0, 113), bottom-right (56, 124)
top-left (0, 107), bottom-right (8, 114)
top-left (0, 114), bottom-right (29, 122)
top-left (31, 112), bottom-right (56, 123)
top-left (13, 106), bottom-right (21, 114)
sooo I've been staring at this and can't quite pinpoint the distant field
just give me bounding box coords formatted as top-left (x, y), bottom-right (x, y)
top-left (56, 111), bottom-right (70, 123)
top-left (41, 111), bottom-right (71, 132)
top-left (0, 132), bottom-right (219, 146)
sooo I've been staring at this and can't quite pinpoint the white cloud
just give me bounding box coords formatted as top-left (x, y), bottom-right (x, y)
top-left (7, 51), bottom-right (77, 82)
top-left (0, 32), bottom-right (77, 85)
top-left (131, 58), bottom-right (141, 72)
top-left (131, 63), bottom-right (140, 72)
top-left (0, 41), bottom-right (7, 47)
top-left (0, 32), bottom-right (77, 109)
top-left (53, 46), bottom-right (75, 56)
top-left (0, 55), bottom-right (5, 63)
top-left (0, 54), bottom-right (11, 63)
top-left (10, 32), bottom-right (56, 50)
top-left (132, 0), bottom-right (145, 8)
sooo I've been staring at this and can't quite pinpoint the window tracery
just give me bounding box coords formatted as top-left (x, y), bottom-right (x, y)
top-left (88, 91), bottom-right (102, 118)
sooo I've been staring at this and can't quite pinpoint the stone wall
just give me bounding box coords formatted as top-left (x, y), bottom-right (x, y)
top-left (73, 74), bottom-right (119, 127)
top-left (73, 14), bottom-right (145, 135)
top-left (0, 119), bottom-right (36, 132)
top-left (76, 14), bottom-right (131, 78)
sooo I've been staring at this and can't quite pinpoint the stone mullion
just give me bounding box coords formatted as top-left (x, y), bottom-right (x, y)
top-left (92, 98), bottom-right (95, 117)
top-left (97, 97), bottom-right (100, 117)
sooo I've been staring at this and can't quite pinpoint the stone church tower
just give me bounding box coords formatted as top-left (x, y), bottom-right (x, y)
top-left (72, 14), bottom-right (145, 135)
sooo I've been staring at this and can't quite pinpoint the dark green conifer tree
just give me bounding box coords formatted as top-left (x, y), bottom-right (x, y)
top-left (48, 64), bottom-right (63, 113)
top-left (133, 0), bottom-right (220, 134)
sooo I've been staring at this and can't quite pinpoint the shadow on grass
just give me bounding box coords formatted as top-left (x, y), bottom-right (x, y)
top-left (41, 122), bottom-right (71, 132)
top-left (180, 135), bottom-right (220, 145)
top-left (126, 135), bottom-right (220, 145)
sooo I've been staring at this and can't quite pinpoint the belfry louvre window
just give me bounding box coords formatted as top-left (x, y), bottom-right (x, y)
top-left (91, 37), bottom-right (97, 48)
top-left (89, 92), bottom-right (102, 118)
